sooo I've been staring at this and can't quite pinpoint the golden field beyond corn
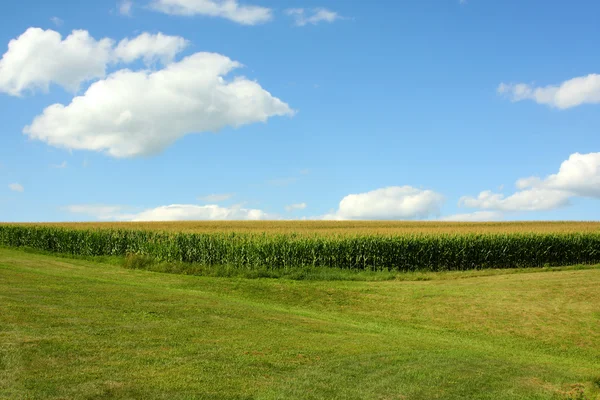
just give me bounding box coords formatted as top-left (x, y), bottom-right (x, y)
top-left (3, 221), bottom-right (600, 235)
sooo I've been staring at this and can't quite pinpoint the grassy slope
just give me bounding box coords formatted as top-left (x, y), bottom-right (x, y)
top-left (1, 248), bottom-right (599, 399)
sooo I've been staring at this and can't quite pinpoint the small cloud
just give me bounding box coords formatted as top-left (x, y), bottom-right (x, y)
top-left (459, 0), bottom-right (467, 4)
top-left (285, 202), bottom-right (307, 212)
top-left (497, 74), bottom-right (600, 109)
top-left (50, 161), bottom-right (67, 169)
top-left (315, 186), bottom-right (444, 220)
top-left (267, 177), bottom-right (297, 187)
top-left (114, 32), bottom-right (188, 65)
top-left (9, 183), bottom-right (24, 192)
top-left (439, 211), bottom-right (503, 222)
top-left (149, 0), bottom-right (273, 25)
top-left (198, 193), bottom-right (234, 203)
top-left (118, 0), bottom-right (133, 16)
top-left (299, 168), bottom-right (310, 175)
top-left (50, 16), bottom-right (63, 26)
top-left (82, 159), bottom-right (89, 167)
top-left (285, 8), bottom-right (343, 26)
top-left (459, 188), bottom-right (570, 212)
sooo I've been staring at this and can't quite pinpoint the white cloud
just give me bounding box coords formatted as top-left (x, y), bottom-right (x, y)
top-left (0, 28), bottom-right (189, 96)
top-left (0, 28), bottom-right (113, 96)
top-left (439, 211), bottom-right (503, 222)
top-left (459, 152), bottom-right (600, 212)
top-left (498, 74), bottom-right (600, 109)
top-left (9, 183), bottom-right (24, 192)
top-left (149, 0), bottom-right (273, 25)
top-left (198, 193), bottom-right (234, 202)
top-left (321, 186), bottom-right (444, 220)
top-left (525, 152), bottom-right (600, 198)
top-left (285, 8), bottom-right (342, 26)
top-left (65, 203), bottom-right (273, 221)
top-left (114, 32), bottom-right (188, 65)
top-left (50, 161), bottom-right (68, 168)
top-left (285, 202), bottom-right (307, 212)
top-left (50, 17), bottom-right (63, 26)
top-left (119, 0), bottom-right (133, 16)
top-left (23, 52), bottom-right (293, 157)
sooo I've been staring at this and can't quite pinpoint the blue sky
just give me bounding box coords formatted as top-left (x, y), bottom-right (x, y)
top-left (1, 0), bottom-right (599, 222)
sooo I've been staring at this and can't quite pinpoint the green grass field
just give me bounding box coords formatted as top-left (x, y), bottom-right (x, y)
top-left (1, 247), bottom-right (599, 399)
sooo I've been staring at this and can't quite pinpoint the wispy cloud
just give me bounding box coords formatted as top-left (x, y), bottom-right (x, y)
top-left (285, 8), bottom-right (343, 26)
top-left (118, 0), bottom-right (133, 16)
top-left (285, 202), bottom-right (307, 212)
top-left (50, 161), bottom-right (67, 169)
top-left (439, 211), bottom-right (503, 222)
top-left (50, 16), bottom-right (63, 26)
top-left (267, 168), bottom-right (310, 187)
top-left (267, 177), bottom-right (297, 187)
top-left (9, 183), bottom-right (24, 192)
top-left (149, 0), bottom-right (273, 25)
top-left (198, 193), bottom-right (234, 203)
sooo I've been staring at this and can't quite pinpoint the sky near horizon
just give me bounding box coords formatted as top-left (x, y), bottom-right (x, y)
top-left (0, 0), bottom-right (599, 222)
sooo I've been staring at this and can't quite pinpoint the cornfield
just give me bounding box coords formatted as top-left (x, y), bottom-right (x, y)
top-left (1, 225), bottom-right (599, 271)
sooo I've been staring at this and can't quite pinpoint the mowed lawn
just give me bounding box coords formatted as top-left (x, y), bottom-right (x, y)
top-left (1, 248), bottom-right (599, 399)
